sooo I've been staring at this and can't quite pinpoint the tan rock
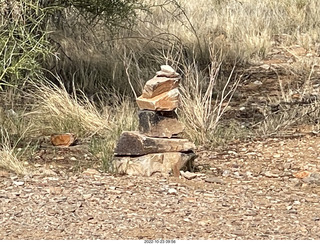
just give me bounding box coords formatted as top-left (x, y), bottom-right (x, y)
top-left (82, 168), bottom-right (100, 176)
top-left (141, 76), bottom-right (180, 99)
top-left (156, 65), bottom-right (180, 78)
top-left (136, 88), bottom-right (180, 111)
top-left (114, 131), bottom-right (196, 156)
top-left (180, 171), bottom-right (198, 180)
top-left (0, 170), bottom-right (9, 177)
top-left (138, 110), bottom-right (184, 138)
top-left (112, 152), bottom-right (196, 177)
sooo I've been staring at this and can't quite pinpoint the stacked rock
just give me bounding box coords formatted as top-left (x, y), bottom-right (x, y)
top-left (112, 65), bottom-right (196, 177)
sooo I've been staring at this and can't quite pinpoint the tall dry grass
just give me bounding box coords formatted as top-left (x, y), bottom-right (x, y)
top-left (179, 59), bottom-right (240, 145)
top-left (0, 129), bottom-right (26, 175)
top-left (26, 78), bottom-right (136, 138)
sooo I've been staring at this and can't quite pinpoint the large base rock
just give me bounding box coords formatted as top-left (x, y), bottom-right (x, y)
top-left (115, 131), bottom-right (195, 156)
top-left (138, 110), bottom-right (184, 138)
top-left (112, 152), bottom-right (196, 177)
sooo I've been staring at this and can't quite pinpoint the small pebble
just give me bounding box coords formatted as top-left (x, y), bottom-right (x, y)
top-left (13, 181), bottom-right (24, 186)
top-left (168, 188), bottom-right (177, 195)
top-left (205, 177), bottom-right (225, 184)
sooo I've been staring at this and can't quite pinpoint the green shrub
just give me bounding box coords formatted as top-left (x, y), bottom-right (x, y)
top-left (0, 0), bottom-right (52, 89)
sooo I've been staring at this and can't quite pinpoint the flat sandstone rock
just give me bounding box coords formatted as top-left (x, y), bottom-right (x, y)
top-left (112, 152), bottom-right (196, 176)
top-left (138, 110), bottom-right (184, 138)
top-left (136, 88), bottom-right (180, 111)
top-left (114, 131), bottom-right (196, 156)
top-left (141, 76), bottom-right (180, 98)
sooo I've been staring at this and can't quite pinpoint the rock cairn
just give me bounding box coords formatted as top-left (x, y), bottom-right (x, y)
top-left (112, 65), bottom-right (196, 177)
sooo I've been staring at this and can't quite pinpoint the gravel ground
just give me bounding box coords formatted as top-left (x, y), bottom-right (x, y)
top-left (1, 135), bottom-right (320, 240)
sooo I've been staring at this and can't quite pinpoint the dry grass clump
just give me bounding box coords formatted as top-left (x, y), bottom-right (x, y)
top-left (27, 79), bottom-right (137, 138)
top-left (179, 59), bottom-right (240, 145)
top-left (254, 78), bottom-right (320, 137)
top-left (0, 129), bottom-right (26, 175)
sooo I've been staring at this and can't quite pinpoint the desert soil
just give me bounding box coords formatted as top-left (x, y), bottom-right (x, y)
top-left (1, 134), bottom-right (320, 240)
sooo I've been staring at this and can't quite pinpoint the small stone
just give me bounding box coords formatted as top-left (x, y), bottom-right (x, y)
top-left (198, 220), bottom-right (210, 226)
top-left (203, 193), bottom-right (215, 197)
top-left (180, 171), bottom-right (197, 180)
top-left (310, 172), bottom-right (320, 179)
top-left (293, 171), bottom-right (310, 179)
top-left (168, 188), bottom-right (177, 195)
top-left (253, 80), bottom-right (263, 85)
top-left (70, 157), bottom-right (77, 161)
top-left (264, 171), bottom-right (279, 178)
top-left (222, 170), bottom-right (231, 177)
top-left (205, 177), bottom-right (225, 184)
top-left (260, 64), bottom-right (270, 70)
top-left (48, 186), bottom-right (63, 195)
top-left (0, 170), bottom-right (9, 177)
top-left (83, 194), bottom-right (92, 200)
top-left (156, 65), bottom-right (180, 78)
top-left (50, 133), bottom-right (76, 147)
top-left (82, 168), bottom-right (100, 176)
top-left (53, 156), bottom-right (65, 160)
top-left (232, 230), bottom-right (246, 236)
top-left (303, 175), bottom-right (320, 185)
top-left (42, 169), bottom-right (57, 176)
top-left (163, 209), bottom-right (174, 214)
top-left (13, 181), bottom-right (24, 186)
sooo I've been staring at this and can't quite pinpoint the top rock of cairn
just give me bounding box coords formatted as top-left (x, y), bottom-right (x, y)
top-left (156, 65), bottom-right (180, 78)
top-left (136, 65), bottom-right (181, 111)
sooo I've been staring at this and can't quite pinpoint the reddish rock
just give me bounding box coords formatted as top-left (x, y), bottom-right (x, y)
top-left (50, 133), bottom-right (76, 147)
top-left (293, 171), bottom-right (310, 179)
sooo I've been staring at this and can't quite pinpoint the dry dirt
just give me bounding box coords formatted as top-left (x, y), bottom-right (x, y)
top-left (1, 44), bottom-right (320, 240)
top-left (1, 134), bottom-right (320, 240)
